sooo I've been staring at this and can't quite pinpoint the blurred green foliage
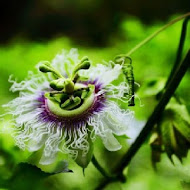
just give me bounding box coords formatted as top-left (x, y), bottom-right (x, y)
top-left (0, 14), bottom-right (190, 190)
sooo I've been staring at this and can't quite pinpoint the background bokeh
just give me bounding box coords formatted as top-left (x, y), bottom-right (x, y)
top-left (0, 1), bottom-right (190, 190)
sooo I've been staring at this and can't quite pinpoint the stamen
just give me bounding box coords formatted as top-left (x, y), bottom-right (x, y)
top-left (39, 62), bottom-right (63, 79)
top-left (72, 56), bottom-right (91, 77)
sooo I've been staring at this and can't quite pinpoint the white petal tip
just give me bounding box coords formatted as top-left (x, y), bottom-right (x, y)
top-left (102, 131), bottom-right (122, 151)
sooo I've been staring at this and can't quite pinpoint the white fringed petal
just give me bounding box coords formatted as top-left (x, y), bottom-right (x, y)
top-left (51, 48), bottom-right (79, 77)
top-left (28, 133), bottom-right (48, 152)
top-left (81, 62), bottom-right (122, 86)
top-left (101, 130), bottom-right (122, 151)
top-left (90, 105), bottom-right (126, 152)
top-left (39, 149), bottom-right (58, 165)
top-left (61, 126), bottom-right (90, 158)
top-left (39, 126), bottom-right (63, 165)
top-left (87, 101), bottom-right (134, 151)
top-left (102, 102), bottom-right (134, 135)
top-left (126, 120), bottom-right (145, 144)
top-left (105, 82), bottom-right (130, 103)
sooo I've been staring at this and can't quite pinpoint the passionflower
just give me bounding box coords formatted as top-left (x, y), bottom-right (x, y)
top-left (2, 49), bottom-right (134, 166)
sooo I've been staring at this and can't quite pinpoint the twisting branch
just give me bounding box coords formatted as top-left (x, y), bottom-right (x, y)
top-left (95, 50), bottom-right (190, 189)
top-left (91, 155), bottom-right (123, 190)
top-left (91, 155), bottom-right (111, 179)
top-left (113, 50), bottom-right (190, 174)
top-left (126, 12), bottom-right (190, 56)
top-left (93, 13), bottom-right (190, 189)
top-left (165, 16), bottom-right (190, 88)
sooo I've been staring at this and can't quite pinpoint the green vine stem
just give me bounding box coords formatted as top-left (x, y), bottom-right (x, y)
top-left (91, 156), bottom-right (126, 184)
top-left (91, 155), bottom-right (111, 179)
top-left (165, 16), bottom-right (190, 88)
top-left (96, 50), bottom-right (190, 190)
top-left (113, 50), bottom-right (190, 174)
top-left (92, 13), bottom-right (190, 189)
top-left (126, 12), bottom-right (190, 57)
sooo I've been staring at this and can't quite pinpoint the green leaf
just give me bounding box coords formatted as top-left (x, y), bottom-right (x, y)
top-left (149, 130), bottom-right (162, 168)
top-left (27, 150), bottom-right (72, 174)
top-left (51, 161), bottom-right (73, 174)
top-left (166, 102), bottom-right (190, 143)
top-left (1, 161), bottom-right (72, 190)
top-left (159, 97), bottom-right (190, 162)
top-left (161, 120), bottom-right (176, 162)
top-left (181, 181), bottom-right (190, 190)
top-left (3, 163), bottom-right (50, 190)
top-left (174, 128), bottom-right (189, 159)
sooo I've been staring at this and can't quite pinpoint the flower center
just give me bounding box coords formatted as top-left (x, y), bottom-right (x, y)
top-left (45, 84), bottom-right (96, 118)
top-left (38, 56), bottom-right (106, 126)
